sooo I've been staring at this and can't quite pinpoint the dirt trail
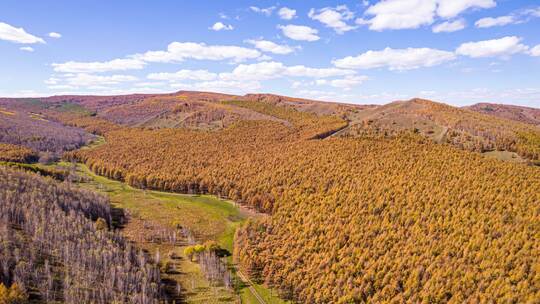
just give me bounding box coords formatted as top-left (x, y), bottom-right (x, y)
top-left (237, 271), bottom-right (267, 304)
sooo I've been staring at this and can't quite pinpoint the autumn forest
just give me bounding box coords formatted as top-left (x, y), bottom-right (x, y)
top-left (0, 92), bottom-right (539, 303)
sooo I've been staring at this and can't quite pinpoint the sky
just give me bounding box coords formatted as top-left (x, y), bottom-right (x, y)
top-left (1, 0), bottom-right (540, 107)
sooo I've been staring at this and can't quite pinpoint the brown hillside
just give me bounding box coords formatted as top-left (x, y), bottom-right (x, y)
top-left (466, 102), bottom-right (540, 126)
top-left (339, 98), bottom-right (540, 160)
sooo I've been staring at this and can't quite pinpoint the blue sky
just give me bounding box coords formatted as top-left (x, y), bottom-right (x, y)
top-left (1, 0), bottom-right (539, 106)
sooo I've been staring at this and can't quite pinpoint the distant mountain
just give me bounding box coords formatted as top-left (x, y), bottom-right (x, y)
top-left (466, 103), bottom-right (540, 126)
top-left (1, 92), bottom-right (538, 161)
top-left (0, 91), bottom-right (374, 130)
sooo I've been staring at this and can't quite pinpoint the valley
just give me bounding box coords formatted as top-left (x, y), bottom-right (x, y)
top-left (31, 159), bottom-right (286, 304)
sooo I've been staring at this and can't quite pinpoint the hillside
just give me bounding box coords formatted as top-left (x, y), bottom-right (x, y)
top-left (0, 91), bottom-right (370, 132)
top-left (338, 98), bottom-right (540, 161)
top-left (0, 166), bottom-right (162, 303)
top-left (466, 103), bottom-right (540, 126)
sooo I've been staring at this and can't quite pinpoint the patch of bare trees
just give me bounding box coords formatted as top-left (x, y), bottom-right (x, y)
top-left (0, 167), bottom-right (162, 303)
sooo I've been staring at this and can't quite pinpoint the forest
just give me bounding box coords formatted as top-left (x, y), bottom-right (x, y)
top-left (1, 93), bottom-right (539, 303)
top-left (67, 100), bottom-right (540, 303)
top-left (0, 166), bottom-right (162, 303)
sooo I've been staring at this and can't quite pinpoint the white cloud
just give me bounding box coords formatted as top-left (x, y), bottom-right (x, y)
top-left (292, 76), bottom-right (369, 90)
top-left (278, 7), bottom-right (297, 20)
top-left (524, 7), bottom-right (540, 17)
top-left (529, 45), bottom-right (540, 57)
top-left (333, 47), bottom-right (456, 70)
top-left (0, 22), bottom-right (45, 44)
top-left (475, 16), bottom-right (515, 28)
top-left (147, 69), bottom-right (217, 81)
top-left (245, 39), bottom-right (297, 54)
top-left (363, 0), bottom-right (437, 30)
top-left (278, 25), bottom-right (320, 41)
top-left (48, 32), bottom-right (62, 38)
top-left (136, 42), bottom-right (261, 63)
top-left (456, 36), bottom-right (529, 58)
top-left (329, 75), bottom-right (369, 89)
top-left (286, 65), bottom-right (356, 78)
top-left (220, 61), bottom-right (355, 81)
top-left (44, 77), bottom-right (59, 85)
top-left (474, 7), bottom-right (540, 28)
top-left (308, 5), bottom-right (357, 34)
top-left (62, 73), bottom-right (138, 87)
top-left (257, 54), bottom-right (273, 61)
top-left (436, 0), bottom-right (496, 18)
top-left (360, 0), bottom-right (495, 31)
top-left (47, 84), bottom-right (77, 90)
top-left (19, 46), bottom-right (34, 52)
top-left (432, 19), bottom-right (466, 32)
top-left (52, 58), bottom-right (146, 73)
top-left (134, 82), bottom-right (167, 87)
top-left (296, 89), bottom-right (355, 102)
top-left (210, 22), bottom-right (234, 31)
top-left (250, 6), bottom-right (275, 16)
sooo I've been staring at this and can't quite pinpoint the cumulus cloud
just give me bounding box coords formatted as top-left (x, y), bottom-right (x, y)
top-left (245, 39), bottom-right (297, 54)
top-left (59, 73), bottom-right (138, 87)
top-left (136, 42), bottom-right (261, 63)
top-left (295, 89), bottom-right (356, 102)
top-left (362, 0), bottom-right (437, 30)
top-left (48, 32), bottom-right (62, 38)
top-left (308, 5), bottom-right (357, 34)
top-left (436, 0), bottom-right (495, 18)
top-left (0, 22), bottom-right (45, 44)
top-left (278, 7), bottom-right (297, 20)
top-left (52, 58), bottom-right (146, 73)
top-left (209, 22), bottom-right (233, 31)
top-left (333, 47), bottom-right (456, 70)
top-left (19, 46), bottom-right (34, 52)
top-left (475, 16), bottom-right (514, 28)
top-left (474, 7), bottom-right (540, 28)
top-left (147, 69), bottom-right (217, 81)
top-left (329, 75), bottom-right (369, 89)
top-left (278, 25), bottom-right (320, 41)
top-left (432, 19), bottom-right (466, 32)
top-left (295, 75), bottom-right (369, 91)
top-left (360, 0), bottom-right (495, 31)
top-left (220, 61), bottom-right (355, 81)
top-left (530, 45), bottom-right (540, 57)
top-left (250, 6), bottom-right (275, 16)
top-left (456, 36), bottom-right (529, 58)
top-left (524, 7), bottom-right (540, 17)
